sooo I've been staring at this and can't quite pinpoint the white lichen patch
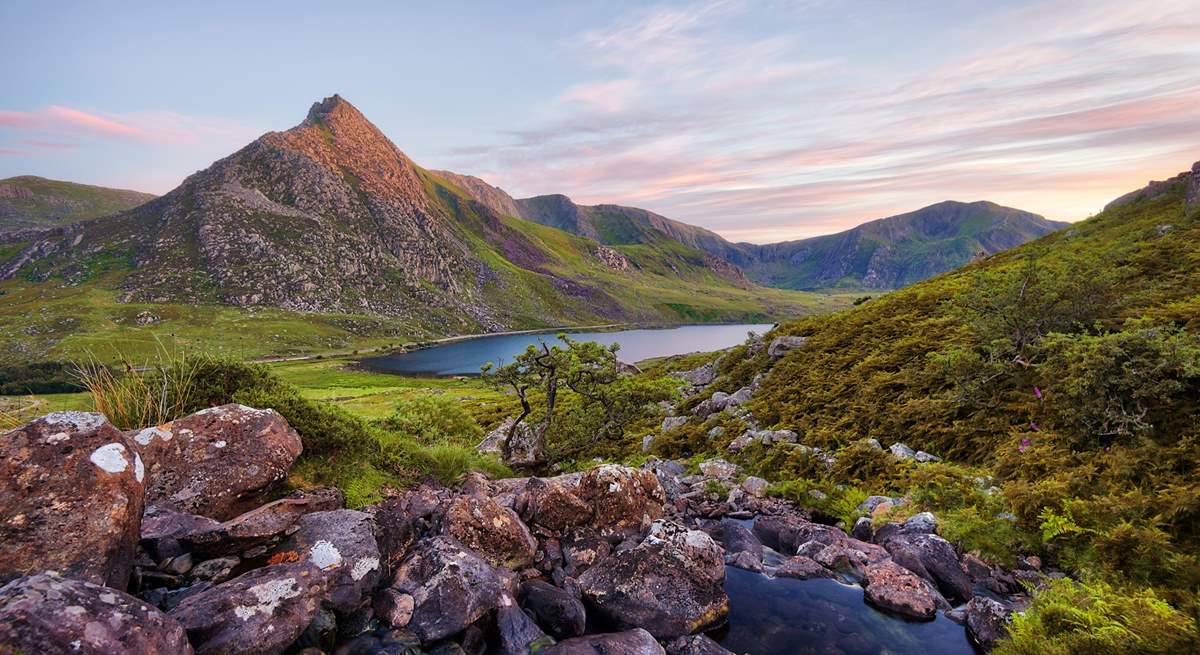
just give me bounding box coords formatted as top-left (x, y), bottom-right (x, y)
top-left (213, 440), bottom-right (227, 448)
top-left (44, 412), bottom-right (106, 433)
top-left (350, 556), bottom-right (379, 581)
top-left (45, 432), bottom-right (71, 444)
top-left (89, 443), bottom-right (129, 475)
top-left (309, 540), bottom-right (343, 570)
top-left (133, 454), bottom-right (145, 483)
top-left (133, 427), bottom-right (171, 446)
top-left (233, 577), bottom-right (301, 620)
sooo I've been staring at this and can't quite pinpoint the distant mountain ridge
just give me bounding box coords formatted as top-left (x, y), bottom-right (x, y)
top-left (0, 176), bottom-right (155, 233)
top-left (432, 174), bottom-right (1067, 291)
top-left (0, 95), bottom-right (827, 350)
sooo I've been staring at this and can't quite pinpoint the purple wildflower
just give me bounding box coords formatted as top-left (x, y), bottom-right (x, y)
top-left (1034, 387), bottom-right (1043, 400)
top-left (1030, 421), bottom-right (1039, 432)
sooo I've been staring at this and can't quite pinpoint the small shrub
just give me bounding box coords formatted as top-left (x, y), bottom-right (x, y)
top-left (376, 395), bottom-right (483, 445)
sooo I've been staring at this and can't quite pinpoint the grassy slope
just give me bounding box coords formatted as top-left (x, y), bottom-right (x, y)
top-left (0, 176), bottom-right (156, 230)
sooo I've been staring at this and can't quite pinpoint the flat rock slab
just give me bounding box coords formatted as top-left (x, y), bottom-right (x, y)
top-left (862, 560), bottom-right (940, 619)
top-left (0, 571), bottom-right (192, 655)
top-left (141, 404), bottom-right (302, 521)
top-left (542, 628), bottom-right (666, 655)
top-left (0, 412), bottom-right (145, 587)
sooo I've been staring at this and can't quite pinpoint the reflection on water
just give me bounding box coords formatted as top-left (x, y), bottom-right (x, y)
top-left (715, 567), bottom-right (976, 655)
top-left (362, 324), bottom-right (773, 376)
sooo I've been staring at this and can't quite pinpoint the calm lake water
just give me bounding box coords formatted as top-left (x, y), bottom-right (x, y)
top-left (362, 324), bottom-right (773, 376)
top-left (716, 567), bottom-right (976, 655)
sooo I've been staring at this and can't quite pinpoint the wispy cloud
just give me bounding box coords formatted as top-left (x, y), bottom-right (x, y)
top-left (442, 0), bottom-right (1200, 241)
top-left (0, 105), bottom-right (255, 152)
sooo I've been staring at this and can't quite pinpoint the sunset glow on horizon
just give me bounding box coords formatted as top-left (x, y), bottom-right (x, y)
top-left (2, 0), bottom-right (1198, 242)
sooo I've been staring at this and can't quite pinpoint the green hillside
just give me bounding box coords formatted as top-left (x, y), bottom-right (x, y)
top-left (624, 162), bottom-right (1200, 642)
top-left (0, 175), bottom-right (155, 232)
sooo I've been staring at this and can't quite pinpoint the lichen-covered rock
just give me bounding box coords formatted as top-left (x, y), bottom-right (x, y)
top-left (672, 363), bottom-right (716, 390)
top-left (0, 412), bottom-right (145, 587)
top-left (142, 405), bottom-right (302, 520)
top-left (541, 628), bottom-right (666, 655)
top-left (889, 442), bottom-right (917, 460)
top-left (169, 562), bottom-right (328, 655)
top-left (578, 520), bottom-right (728, 639)
top-left (443, 495), bottom-right (537, 569)
top-left (383, 536), bottom-right (512, 643)
top-left (519, 579), bottom-right (586, 639)
top-left (0, 572), bottom-right (192, 655)
top-left (862, 560), bottom-right (940, 619)
top-left (661, 415), bottom-right (688, 432)
top-left (268, 509), bottom-right (382, 615)
top-left (576, 464), bottom-right (665, 537)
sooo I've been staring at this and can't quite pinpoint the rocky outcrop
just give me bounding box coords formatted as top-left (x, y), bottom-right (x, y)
top-left (966, 596), bottom-right (1012, 649)
top-left (0, 412), bottom-right (145, 587)
top-left (0, 572), bottom-right (192, 655)
top-left (168, 562), bottom-right (328, 655)
top-left (880, 532), bottom-right (973, 603)
top-left (140, 405), bottom-right (302, 520)
top-left (578, 520), bottom-right (728, 639)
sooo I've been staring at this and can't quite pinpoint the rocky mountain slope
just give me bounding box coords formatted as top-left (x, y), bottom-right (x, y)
top-left (0, 176), bottom-right (155, 233)
top-left (0, 96), bottom-right (839, 362)
top-left (444, 176), bottom-right (1067, 291)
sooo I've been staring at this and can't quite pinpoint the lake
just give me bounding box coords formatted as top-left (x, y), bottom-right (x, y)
top-left (715, 567), bottom-right (976, 655)
top-left (362, 323), bottom-right (774, 376)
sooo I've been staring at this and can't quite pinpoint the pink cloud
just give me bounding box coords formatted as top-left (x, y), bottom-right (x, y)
top-left (44, 106), bottom-right (148, 140)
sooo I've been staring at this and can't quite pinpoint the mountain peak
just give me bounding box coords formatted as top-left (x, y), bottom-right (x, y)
top-left (304, 94), bottom-right (367, 127)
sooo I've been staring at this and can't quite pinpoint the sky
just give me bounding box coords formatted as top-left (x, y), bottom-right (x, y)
top-left (2, 0), bottom-right (1198, 243)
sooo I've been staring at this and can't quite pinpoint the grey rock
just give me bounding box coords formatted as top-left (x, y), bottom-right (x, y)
top-left (662, 416), bottom-right (688, 432)
top-left (698, 458), bottom-right (739, 479)
top-left (966, 596), bottom-right (1012, 650)
top-left (890, 442), bottom-right (917, 460)
top-left (767, 335), bottom-right (807, 358)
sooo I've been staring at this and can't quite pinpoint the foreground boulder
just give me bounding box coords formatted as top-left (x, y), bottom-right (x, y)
top-left (269, 509), bottom-right (382, 615)
top-left (578, 520), bottom-right (728, 639)
top-left (443, 495), bottom-right (537, 569)
top-left (542, 628), bottom-right (666, 655)
top-left (0, 572), bottom-right (192, 654)
top-left (0, 412), bottom-right (145, 587)
top-left (141, 404), bottom-right (302, 520)
top-left (862, 560), bottom-right (940, 619)
top-left (169, 562), bottom-right (327, 655)
top-left (381, 536), bottom-right (512, 643)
